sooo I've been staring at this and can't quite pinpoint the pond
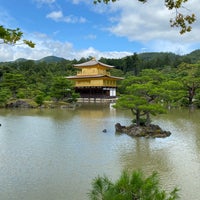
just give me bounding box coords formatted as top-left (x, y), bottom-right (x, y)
top-left (0, 104), bottom-right (200, 200)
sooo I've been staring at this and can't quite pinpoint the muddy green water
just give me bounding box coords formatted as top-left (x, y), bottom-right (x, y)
top-left (0, 104), bottom-right (200, 200)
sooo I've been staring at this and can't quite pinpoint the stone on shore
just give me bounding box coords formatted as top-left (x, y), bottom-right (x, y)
top-left (115, 123), bottom-right (171, 138)
top-left (6, 99), bottom-right (37, 108)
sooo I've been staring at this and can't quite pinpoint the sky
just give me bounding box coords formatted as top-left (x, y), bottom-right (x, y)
top-left (0, 0), bottom-right (199, 62)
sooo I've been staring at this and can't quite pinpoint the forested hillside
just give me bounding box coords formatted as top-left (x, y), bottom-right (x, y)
top-left (100, 50), bottom-right (200, 75)
top-left (1, 50), bottom-right (200, 108)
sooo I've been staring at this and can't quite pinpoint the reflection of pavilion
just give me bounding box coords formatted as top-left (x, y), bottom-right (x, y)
top-left (67, 58), bottom-right (123, 102)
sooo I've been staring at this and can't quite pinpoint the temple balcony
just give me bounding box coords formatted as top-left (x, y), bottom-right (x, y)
top-left (77, 71), bottom-right (110, 76)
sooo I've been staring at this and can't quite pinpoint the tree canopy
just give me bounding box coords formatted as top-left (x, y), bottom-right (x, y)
top-left (94, 0), bottom-right (196, 34)
top-left (1, 52), bottom-right (200, 108)
top-left (115, 70), bottom-right (167, 125)
top-left (175, 63), bottom-right (200, 106)
top-left (0, 59), bottom-right (77, 107)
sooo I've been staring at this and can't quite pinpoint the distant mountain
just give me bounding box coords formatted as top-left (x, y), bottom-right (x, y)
top-left (37, 56), bottom-right (66, 63)
top-left (13, 56), bottom-right (66, 63)
top-left (15, 58), bottom-right (28, 62)
top-left (2, 50), bottom-right (200, 65)
top-left (138, 52), bottom-right (180, 61)
top-left (183, 49), bottom-right (200, 63)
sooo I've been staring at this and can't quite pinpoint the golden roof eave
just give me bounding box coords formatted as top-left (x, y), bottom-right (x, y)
top-left (67, 74), bottom-right (124, 80)
top-left (73, 59), bottom-right (114, 69)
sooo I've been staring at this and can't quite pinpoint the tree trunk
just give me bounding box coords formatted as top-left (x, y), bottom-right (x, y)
top-left (145, 112), bottom-right (151, 126)
top-left (188, 86), bottom-right (195, 105)
top-left (136, 109), bottom-right (140, 126)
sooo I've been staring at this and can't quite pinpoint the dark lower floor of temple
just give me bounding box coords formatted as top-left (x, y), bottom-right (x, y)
top-left (75, 87), bottom-right (116, 99)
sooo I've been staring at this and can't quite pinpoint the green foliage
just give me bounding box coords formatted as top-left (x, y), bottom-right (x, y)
top-left (115, 69), bottom-right (167, 125)
top-left (0, 88), bottom-right (11, 107)
top-left (16, 89), bottom-right (26, 99)
top-left (161, 80), bottom-right (184, 106)
top-left (110, 68), bottom-right (124, 77)
top-left (132, 118), bottom-right (148, 126)
top-left (175, 63), bottom-right (200, 106)
top-left (88, 170), bottom-right (179, 200)
top-left (50, 77), bottom-right (77, 102)
top-left (183, 49), bottom-right (200, 63)
top-left (34, 94), bottom-right (45, 106)
top-left (1, 52), bottom-right (200, 109)
top-left (0, 25), bottom-right (35, 47)
top-left (1, 73), bottom-right (27, 97)
top-left (0, 59), bottom-right (78, 107)
top-left (100, 52), bottom-right (186, 76)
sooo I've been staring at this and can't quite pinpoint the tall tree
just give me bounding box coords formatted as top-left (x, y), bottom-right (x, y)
top-left (161, 80), bottom-right (184, 108)
top-left (115, 70), bottom-right (166, 125)
top-left (123, 53), bottom-right (140, 75)
top-left (50, 77), bottom-right (78, 102)
top-left (176, 63), bottom-right (200, 106)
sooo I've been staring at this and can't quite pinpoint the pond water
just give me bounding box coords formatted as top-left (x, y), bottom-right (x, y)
top-left (0, 104), bottom-right (200, 200)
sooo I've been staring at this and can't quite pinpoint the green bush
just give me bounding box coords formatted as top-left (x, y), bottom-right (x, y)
top-left (88, 170), bottom-right (179, 200)
top-left (34, 94), bottom-right (44, 106)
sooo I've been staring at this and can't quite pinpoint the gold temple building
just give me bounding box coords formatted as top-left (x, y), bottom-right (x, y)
top-left (67, 58), bottom-right (123, 101)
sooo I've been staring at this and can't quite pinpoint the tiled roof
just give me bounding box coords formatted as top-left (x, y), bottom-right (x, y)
top-left (67, 74), bottom-right (123, 80)
top-left (74, 59), bottom-right (114, 68)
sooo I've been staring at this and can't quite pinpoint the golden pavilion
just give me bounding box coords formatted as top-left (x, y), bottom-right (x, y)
top-left (67, 58), bottom-right (123, 100)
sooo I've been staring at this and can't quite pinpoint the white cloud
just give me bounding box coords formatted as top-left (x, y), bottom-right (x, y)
top-left (63, 15), bottom-right (86, 23)
top-left (34, 0), bottom-right (56, 5)
top-left (72, 0), bottom-right (81, 4)
top-left (46, 11), bottom-right (63, 21)
top-left (72, 0), bottom-right (89, 4)
top-left (142, 40), bottom-right (196, 55)
top-left (79, 17), bottom-right (87, 23)
top-left (71, 47), bottom-right (132, 60)
top-left (0, 32), bottom-right (132, 62)
top-left (0, 0), bottom-right (199, 62)
top-left (84, 34), bottom-right (97, 40)
top-left (46, 10), bottom-right (86, 23)
top-left (105, 0), bottom-right (200, 44)
top-left (1, 29), bottom-right (198, 62)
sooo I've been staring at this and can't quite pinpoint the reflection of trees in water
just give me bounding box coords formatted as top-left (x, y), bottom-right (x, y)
top-left (118, 138), bottom-right (171, 178)
top-left (186, 109), bottom-right (200, 156)
top-left (152, 109), bottom-right (200, 199)
top-left (155, 109), bottom-right (200, 158)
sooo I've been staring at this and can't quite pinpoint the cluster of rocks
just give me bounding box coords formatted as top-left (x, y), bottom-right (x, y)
top-left (6, 100), bottom-right (36, 108)
top-left (5, 99), bottom-right (79, 109)
top-left (115, 123), bottom-right (171, 138)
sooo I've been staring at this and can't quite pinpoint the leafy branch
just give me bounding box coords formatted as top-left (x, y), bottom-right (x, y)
top-left (0, 26), bottom-right (35, 48)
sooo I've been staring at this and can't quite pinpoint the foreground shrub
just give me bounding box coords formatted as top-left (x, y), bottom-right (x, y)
top-left (88, 170), bottom-right (179, 200)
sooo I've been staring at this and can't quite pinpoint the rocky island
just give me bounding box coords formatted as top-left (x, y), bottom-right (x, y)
top-left (115, 123), bottom-right (171, 138)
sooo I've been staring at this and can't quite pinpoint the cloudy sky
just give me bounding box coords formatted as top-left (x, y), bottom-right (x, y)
top-left (0, 0), bottom-right (199, 61)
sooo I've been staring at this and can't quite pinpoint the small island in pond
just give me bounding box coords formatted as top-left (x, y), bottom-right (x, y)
top-left (113, 69), bottom-right (178, 139)
top-left (115, 123), bottom-right (171, 138)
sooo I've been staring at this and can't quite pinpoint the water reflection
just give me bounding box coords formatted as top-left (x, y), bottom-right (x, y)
top-left (0, 105), bottom-right (200, 200)
top-left (154, 109), bottom-right (200, 199)
top-left (118, 138), bottom-right (170, 173)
